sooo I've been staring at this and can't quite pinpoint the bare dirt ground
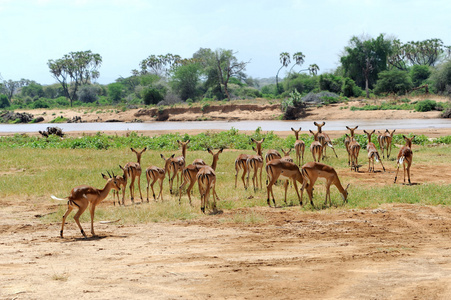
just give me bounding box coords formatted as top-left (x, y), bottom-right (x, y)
top-left (2, 100), bottom-right (451, 299)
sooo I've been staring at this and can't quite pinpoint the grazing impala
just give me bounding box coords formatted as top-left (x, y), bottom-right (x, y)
top-left (121, 147), bottom-right (146, 204)
top-left (179, 148), bottom-right (223, 205)
top-left (291, 127), bottom-right (305, 166)
top-left (300, 162), bottom-right (350, 207)
top-left (363, 130), bottom-right (385, 173)
top-left (314, 122), bottom-right (338, 159)
top-left (394, 135), bottom-right (415, 185)
top-left (266, 159), bottom-right (304, 207)
top-left (234, 153), bottom-right (250, 189)
top-left (309, 130), bottom-right (323, 162)
top-left (52, 172), bottom-right (121, 238)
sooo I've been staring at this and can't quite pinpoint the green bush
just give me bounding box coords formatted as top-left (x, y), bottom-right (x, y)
top-left (374, 69), bottom-right (413, 95)
top-left (29, 98), bottom-right (50, 109)
top-left (143, 88), bottom-right (164, 105)
top-left (415, 100), bottom-right (443, 112)
top-left (0, 95), bottom-right (10, 108)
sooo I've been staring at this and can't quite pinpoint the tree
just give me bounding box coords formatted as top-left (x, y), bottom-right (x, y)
top-left (289, 52), bottom-right (305, 73)
top-left (410, 65), bottom-right (431, 87)
top-left (20, 81), bottom-right (44, 100)
top-left (139, 53), bottom-right (182, 76)
top-left (77, 85), bottom-right (100, 103)
top-left (340, 34), bottom-right (392, 97)
top-left (108, 83), bottom-right (125, 103)
top-left (374, 69), bottom-right (412, 95)
top-left (431, 59), bottom-right (451, 94)
top-left (170, 62), bottom-right (202, 101)
top-left (1, 79), bottom-right (26, 102)
top-left (276, 52), bottom-right (290, 94)
top-left (48, 50), bottom-right (102, 106)
top-left (193, 48), bottom-right (249, 100)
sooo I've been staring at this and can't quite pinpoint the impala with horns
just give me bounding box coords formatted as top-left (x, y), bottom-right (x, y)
top-left (52, 171), bottom-right (121, 238)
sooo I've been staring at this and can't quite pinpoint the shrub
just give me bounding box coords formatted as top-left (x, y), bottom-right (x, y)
top-left (374, 69), bottom-right (412, 95)
top-left (0, 95), bottom-right (10, 108)
top-left (29, 99), bottom-right (50, 109)
top-left (319, 74), bottom-right (343, 94)
top-left (77, 85), bottom-right (100, 103)
top-left (142, 88), bottom-right (164, 105)
top-left (410, 65), bottom-right (431, 87)
top-left (415, 100), bottom-right (443, 112)
top-left (442, 107), bottom-right (451, 118)
top-left (107, 83), bottom-right (124, 103)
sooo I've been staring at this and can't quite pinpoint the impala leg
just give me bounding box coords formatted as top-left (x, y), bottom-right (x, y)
top-left (73, 203), bottom-right (89, 238)
top-left (283, 180), bottom-right (289, 204)
top-left (394, 162), bottom-right (400, 183)
top-left (129, 178), bottom-right (135, 204)
top-left (186, 178), bottom-right (196, 206)
top-left (407, 163), bottom-right (412, 185)
top-left (60, 205), bottom-right (74, 238)
top-left (89, 203), bottom-right (97, 236)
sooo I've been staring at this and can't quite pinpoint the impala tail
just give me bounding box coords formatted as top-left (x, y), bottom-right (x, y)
top-left (398, 156), bottom-right (405, 164)
top-left (51, 195), bottom-right (66, 201)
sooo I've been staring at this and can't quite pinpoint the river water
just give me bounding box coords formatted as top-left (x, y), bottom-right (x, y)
top-left (0, 119), bottom-right (450, 133)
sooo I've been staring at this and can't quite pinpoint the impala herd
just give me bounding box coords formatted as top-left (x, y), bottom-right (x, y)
top-left (52, 122), bottom-right (416, 238)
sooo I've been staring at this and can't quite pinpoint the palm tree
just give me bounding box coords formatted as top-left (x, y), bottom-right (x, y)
top-left (276, 52), bottom-right (291, 94)
top-left (289, 52), bottom-right (305, 73)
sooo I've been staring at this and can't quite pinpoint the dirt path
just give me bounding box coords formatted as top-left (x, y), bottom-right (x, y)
top-left (2, 198), bottom-right (451, 299)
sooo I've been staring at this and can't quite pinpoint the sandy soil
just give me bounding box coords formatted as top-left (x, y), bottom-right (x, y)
top-left (2, 100), bottom-right (451, 299)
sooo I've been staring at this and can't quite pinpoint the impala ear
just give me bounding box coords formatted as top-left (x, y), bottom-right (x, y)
top-left (314, 121), bottom-right (318, 126)
top-left (119, 165), bottom-right (124, 170)
top-left (102, 173), bottom-right (108, 180)
top-left (160, 153), bottom-right (164, 159)
top-left (171, 154), bottom-right (175, 158)
top-left (321, 122), bottom-right (325, 126)
top-left (291, 127), bottom-right (295, 131)
top-left (346, 126), bottom-right (350, 130)
top-left (346, 183), bottom-right (350, 191)
top-left (371, 130), bottom-right (375, 134)
top-left (142, 147), bottom-right (147, 152)
top-left (219, 148), bottom-right (224, 153)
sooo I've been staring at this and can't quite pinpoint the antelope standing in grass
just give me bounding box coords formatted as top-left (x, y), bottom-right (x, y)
top-left (394, 135), bottom-right (415, 185)
top-left (291, 127), bottom-right (305, 166)
top-left (363, 130), bottom-right (385, 173)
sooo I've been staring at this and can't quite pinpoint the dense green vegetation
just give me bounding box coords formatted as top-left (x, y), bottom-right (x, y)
top-left (1, 36), bottom-right (450, 117)
top-left (1, 129), bottom-right (450, 152)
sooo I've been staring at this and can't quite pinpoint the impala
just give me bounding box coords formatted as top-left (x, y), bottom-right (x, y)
top-left (265, 149), bottom-right (282, 163)
top-left (102, 172), bottom-right (126, 206)
top-left (246, 138), bottom-right (265, 191)
top-left (345, 126), bottom-right (358, 166)
top-left (379, 129), bottom-right (396, 159)
top-left (346, 134), bottom-right (361, 172)
top-left (394, 135), bottom-right (415, 185)
top-left (363, 130), bottom-right (385, 173)
top-left (266, 159), bottom-right (304, 207)
top-left (309, 130), bottom-right (323, 162)
top-left (52, 172), bottom-right (121, 238)
top-left (122, 147), bottom-right (146, 204)
top-left (168, 140), bottom-right (190, 194)
top-left (300, 162), bottom-right (350, 207)
top-left (179, 148), bottom-right (223, 205)
top-left (145, 164), bottom-right (167, 202)
top-left (314, 121), bottom-right (338, 159)
top-left (197, 165), bottom-right (218, 214)
top-left (291, 127), bottom-right (305, 166)
top-left (234, 153), bottom-right (250, 189)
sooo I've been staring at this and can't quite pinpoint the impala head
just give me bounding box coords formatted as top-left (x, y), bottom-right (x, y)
top-left (341, 183), bottom-right (350, 203)
top-left (403, 135), bottom-right (415, 148)
top-left (160, 153), bottom-right (176, 173)
top-left (281, 148), bottom-right (292, 156)
top-left (363, 129), bottom-right (375, 140)
top-left (101, 171), bottom-right (121, 191)
top-left (346, 126), bottom-right (358, 137)
top-left (309, 130), bottom-right (319, 140)
top-left (291, 127), bottom-right (301, 139)
top-left (251, 138), bottom-right (264, 155)
top-left (131, 147), bottom-right (147, 164)
top-left (314, 122), bottom-right (325, 132)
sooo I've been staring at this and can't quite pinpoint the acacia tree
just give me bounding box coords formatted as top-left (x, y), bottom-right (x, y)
top-left (340, 34), bottom-right (392, 97)
top-left (388, 38), bottom-right (451, 70)
top-left (48, 50), bottom-right (102, 106)
top-left (276, 52), bottom-right (291, 94)
top-left (139, 53), bottom-right (182, 76)
top-left (1, 79), bottom-right (26, 101)
top-left (193, 48), bottom-right (249, 100)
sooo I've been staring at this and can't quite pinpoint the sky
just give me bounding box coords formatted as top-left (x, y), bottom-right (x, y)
top-left (1, 0), bottom-right (450, 85)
